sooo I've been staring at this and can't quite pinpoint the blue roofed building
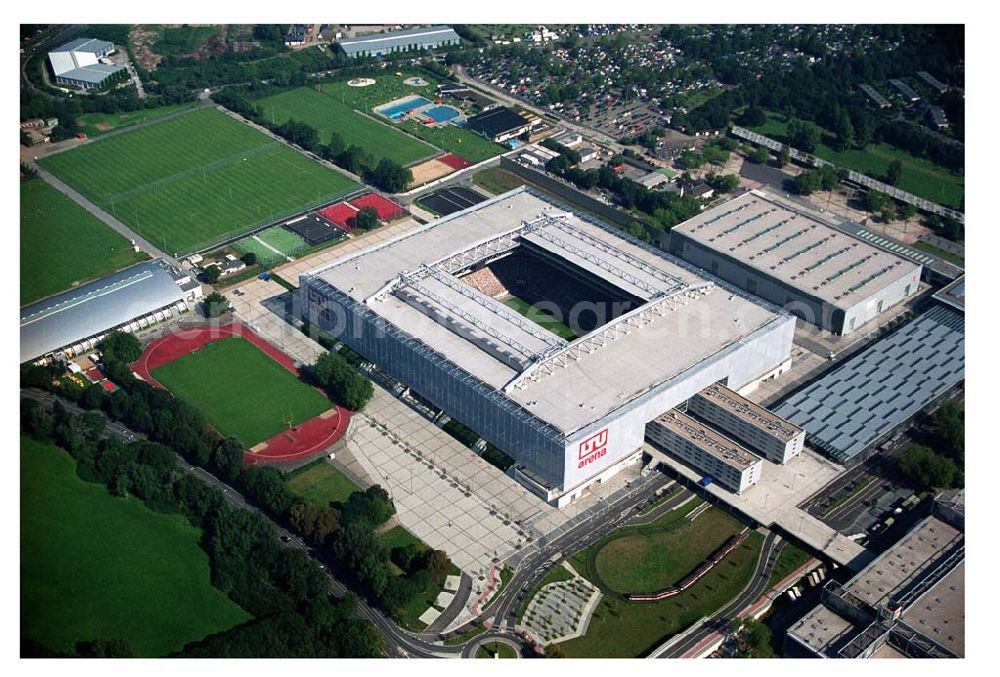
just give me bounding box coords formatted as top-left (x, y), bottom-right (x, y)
top-left (47, 37), bottom-right (126, 90)
top-left (20, 259), bottom-right (196, 364)
top-left (336, 25), bottom-right (460, 58)
top-left (774, 304), bottom-right (964, 464)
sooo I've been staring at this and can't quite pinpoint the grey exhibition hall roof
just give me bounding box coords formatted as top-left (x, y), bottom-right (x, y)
top-left (933, 275), bottom-right (965, 312)
top-left (20, 260), bottom-right (184, 364)
top-left (672, 190), bottom-right (922, 309)
top-left (308, 188), bottom-right (784, 435)
top-left (775, 305), bottom-right (964, 462)
top-left (337, 25), bottom-right (460, 54)
top-left (50, 37), bottom-right (114, 54)
top-left (56, 64), bottom-right (125, 84)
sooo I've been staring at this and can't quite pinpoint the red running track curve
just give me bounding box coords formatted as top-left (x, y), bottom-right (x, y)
top-left (132, 322), bottom-right (351, 464)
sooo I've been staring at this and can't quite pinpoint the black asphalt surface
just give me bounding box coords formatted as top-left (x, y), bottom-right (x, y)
top-left (420, 186), bottom-right (488, 215)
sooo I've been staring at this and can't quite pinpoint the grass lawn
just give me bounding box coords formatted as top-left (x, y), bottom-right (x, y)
top-left (476, 641), bottom-right (518, 658)
top-left (40, 107), bottom-right (359, 255)
top-left (256, 87), bottom-right (437, 166)
top-left (751, 114), bottom-right (964, 210)
top-left (589, 506), bottom-right (742, 594)
top-left (473, 167), bottom-right (526, 195)
top-left (379, 527), bottom-right (460, 632)
top-left (557, 530), bottom-right (764, 658)
top-left (75, 102), bottom-right (198, 137)
top-left (320, 74), bottom-right (506, 164)
top-left (233, 226), bottom-right (310, 266)
top-left (150, 336), bottom-right (332, 447)
top-left (913, 240), bottom-right (965, 267)
top-left (286, 459), bottom-right (361, 507)
top-left (20, 436), bottom-right (250, 656)
top-left (20, 177), bottom-right (147, 305)
top-left (766, 542), bottom-right (814, 589)
top-left (501, 295), bottom-right (578, 340)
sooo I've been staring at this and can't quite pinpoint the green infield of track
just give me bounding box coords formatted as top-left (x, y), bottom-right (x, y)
top-left (320, 74), bottom-right (506, 164)
top-left (257, 87), bottom-right (437, 166)
top-left (150, 336), bottom-right (332, 448)
top-left (286, 458), bottom-right (361, 507)
top-left (20, 177), bottom-right (147, 305)
top-left (20, 436), bottom-right (250, 657)
top-left (39, 107), bottom-right (359, 255)
top-left (501, 295), bottom-right (579, 340)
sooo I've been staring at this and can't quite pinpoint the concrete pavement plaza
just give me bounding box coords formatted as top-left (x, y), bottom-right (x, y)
top-left (343, 412), bottom-right (527, 577)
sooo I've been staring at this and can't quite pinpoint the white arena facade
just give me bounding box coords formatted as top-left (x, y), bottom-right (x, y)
top-left (300, 188), bottom-right (796, 506)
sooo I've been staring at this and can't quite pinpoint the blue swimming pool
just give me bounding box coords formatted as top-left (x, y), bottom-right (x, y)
top-left (378, 96), bottom-right (432, 119)
top-left (423, 105), bottom-right (461, 123)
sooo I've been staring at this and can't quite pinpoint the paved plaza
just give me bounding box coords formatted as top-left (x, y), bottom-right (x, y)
top-left (519, 563), bottom-right (602, 646)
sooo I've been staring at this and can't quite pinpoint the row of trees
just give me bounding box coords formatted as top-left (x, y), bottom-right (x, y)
top-left (212, 88), bottom-right (413, 193)
top-left (21, 327), bottom-right (450, 633)
top-left (20, 398), bottom-right (382, 658)
top-left (545, 159), bottom-right (703, 236)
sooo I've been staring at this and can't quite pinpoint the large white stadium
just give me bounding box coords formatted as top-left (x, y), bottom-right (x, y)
top-left (300, 188), bottom-right (796, 506)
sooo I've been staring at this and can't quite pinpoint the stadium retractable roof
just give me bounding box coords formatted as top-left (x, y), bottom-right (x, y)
top-left (307, 188), bottom-right (785, 434)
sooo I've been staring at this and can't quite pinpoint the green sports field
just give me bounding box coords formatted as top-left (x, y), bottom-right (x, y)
top-left (39, 108), bottom-right (359, 255)
top-left (232, 226), bottom-right (310, 266)
top-left (74, 102), bottom-right (198, 137)
top-left (20, 436), bottom-right (250, 656)
top-left (286, 458), bottom-right (361, 507)
top-left (150, 337), bottom-right (332, 447)
top-left (502, 295), bottom-right (578, 340)
top-left (257, 87), bottom-right (437, 166)
top-left (20, 177), bottom-right (147, 305)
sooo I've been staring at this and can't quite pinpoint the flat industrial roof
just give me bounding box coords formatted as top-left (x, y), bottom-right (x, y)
top-left (337, 25), bottom-right (459, 53)
top-left (787, 605), bottom-right (856, 655)
top-left (899, 561), bottom-right (964, 656)
top-left (843, 516), bottom-right (961, 609)
top-left (696, 382), bottom-right (802, 442)
top-left (652, 410), bottom-right (762, 470)
top-left (672, 191), bottom-right (921, 309)
top-left (307, 188), bottom-right (783, 435)
top-left (20, 259), bottom-right (184, 364)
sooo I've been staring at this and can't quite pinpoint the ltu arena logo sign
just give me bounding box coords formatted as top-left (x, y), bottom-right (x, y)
top-left (578, 429), bottom-right (608, 469)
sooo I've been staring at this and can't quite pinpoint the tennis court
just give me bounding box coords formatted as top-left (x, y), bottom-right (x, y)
top-left (419, 186), bottom-right (488, 216)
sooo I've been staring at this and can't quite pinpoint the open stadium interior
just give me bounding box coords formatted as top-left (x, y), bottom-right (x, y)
top-left (301, 188), bottom-right (796, 505)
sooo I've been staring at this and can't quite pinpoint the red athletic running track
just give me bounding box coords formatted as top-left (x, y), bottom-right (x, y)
top-left (132, 322), bottom-right (351, 463)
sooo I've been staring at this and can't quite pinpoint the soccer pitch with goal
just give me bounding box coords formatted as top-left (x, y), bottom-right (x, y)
top-left (39, 108), bottom-right (359, 256)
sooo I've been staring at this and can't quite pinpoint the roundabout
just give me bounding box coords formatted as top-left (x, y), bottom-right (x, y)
top-left (462, 633), bottom-right (524, 659)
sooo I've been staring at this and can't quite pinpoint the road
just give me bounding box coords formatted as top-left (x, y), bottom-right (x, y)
top-left (451, 65), bottom-right (627, 153)
top-left (19, 387), bottom-right (460, 659)
top-left (21, 386), bottom-right (788, 659)
top-left (31, 165), bottom-right (177, 263)
top-left (475, 474), bottom-right (686, 637)
top-left (655, 530), bottom-right (784, 658)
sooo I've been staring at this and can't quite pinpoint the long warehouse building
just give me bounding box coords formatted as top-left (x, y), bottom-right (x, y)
top-left (670, 190), bottom-right (922, 335)
top-left (300, 187), bottom-right (795, 506)
top-left (336, 25), bottom-right (461, 57)
top-left (20, 259), bottom-right (199, 365)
